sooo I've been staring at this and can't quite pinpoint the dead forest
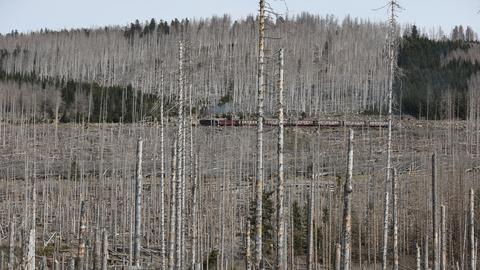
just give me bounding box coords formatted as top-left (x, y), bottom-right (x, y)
top-left (1, 1), bottom-right (480, 269)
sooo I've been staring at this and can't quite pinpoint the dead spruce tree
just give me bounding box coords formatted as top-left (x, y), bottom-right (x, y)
top-left (175, 40), bottom-right (185, 270)
top-left (168, 140), bottom-right (178, 270)
top-left (340, 129), bottom-right (354, 270)
top-left (133, 139), bottom-right (143, 267)
top-left (307, 176), bottom-right (315, 270)
top-left (102, 229), bottom-right (108, 270)
top-left (159, 69), bottom-right (167, 270)
top-left (275, 48), bottom-right (286, 270)
top-left (383, 1), bottom-right (400, 269)
top-left (432, 153), bottom-right (439, 270)
top-left (255, 0), bottom-right (266, 269)
top-left (470, 189), bottom-right (475, 270)
top-left (440, 205), bottom-right (446, 270)
top-left (392, 169), bottom-right (399, 270)
top-left (76, 201), bottom-right (87, 269)
top-left (8, 221), bottom-right (14, 270)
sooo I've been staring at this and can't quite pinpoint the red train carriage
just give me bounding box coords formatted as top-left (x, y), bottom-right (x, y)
top-left (240, 120), bottom-right (257, 126)
top-left (315, 120), bottom-right (342, 128)
top-left (343, 120), bottom-right (366, 127)
top-left (368, 121), bottom-right (389, 128)
top-left (217, 119), bottom-right (239, 126)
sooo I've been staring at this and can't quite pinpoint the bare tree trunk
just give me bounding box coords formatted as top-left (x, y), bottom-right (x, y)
top-left (159, 72), bottom-right (166, 270)
top-left (340, 129), bottom-right (354, 270)
top-left (276, 48), bottom-right (286, 270)
top-left (441, 205), bottom-right (446, 270)
top-left (27, 180), bottom-right (36, 270)
top-left (168, 141), bottom-right (178, 270)
top-left (246, 223), bottom-right (252, 270)
top-left (8, 222), bottom-right (14, 270)
top-left (94, 228), bottom-right (101, 269)
top-left (307, 177), bottom-right (315, 270)
top-left (336, 243), bottom-right (341, 270)
top-left (432, 154), bottom-right (439, 270)
top-left (255, 0), bottom-right (266, 269)
top-left (102, 229), bottom-right (108, 270)
top-left (133, 139), bottom-right (143, 267)
top-left (392, 169), bottom-right (398, 270)
top-left (76, 201), bottom-right (87, 270)
top-left (175, 40), bottom-right (185, 270)
top-left (191, 157), bottom-right (199, 270)
top-left (381, 192), bottom-right (390, 270)
top-left (424, 235), bottom-right (429, 270)
top-left (471, 189), bottom-right (475, 270)
top-left (417, 243), bottom-right (421, 270)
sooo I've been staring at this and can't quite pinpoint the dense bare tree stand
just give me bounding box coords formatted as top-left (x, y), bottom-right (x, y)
top-left (340, 129), bottom-right (354, 270)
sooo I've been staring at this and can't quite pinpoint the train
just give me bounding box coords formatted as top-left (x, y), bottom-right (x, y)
top-left (198, 118), bottom-right (389, 128)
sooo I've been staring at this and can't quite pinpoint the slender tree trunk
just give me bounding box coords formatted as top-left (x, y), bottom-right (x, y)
top-left (94, 228), bottom-right (101, 270)
top-left (336, 243), bottom-right (341, 270)
top-left (133, 139), bottom-right (143, 267)
top-left (27, 180), bottom-right (36, 270)
top-left (159, 72), bottom-right (166, 270)
top-left (168, 141), bottom-right (178, 270)
top-left (381, 192), bottom-right (390, 270)
top-left (191, 157), bottom-right (199, 270)
top-left (255, 0), bottom-right (266, 269)
top-left (424, 235), bottom-right (429, 270)
top-left (307, 177), bottom-right (315, 270)
top-left (175, 40), bottom-right (185, 270)
top-left (441, 205), bottom-right (447, 270)
top-left (76, 201), bottom-right (87, 270)
top-left (417, 243), bottom-right (421, 270)
top-left (470, 189), bottom-right (475, 270)
top-left (432, 154), bottom-right (439, 270)
top-left (8, 221), bottom-right (14, 270)
top-left (392, 169), bottom-right (398, 270)
top-left (102, 229), bottom-right (108, 270)
top-left (246, 223), bottom-right (252, 270)
top-left (340, 129), bottom-right (354, 270)
top-left (276, 48), bottom-right (286, 270)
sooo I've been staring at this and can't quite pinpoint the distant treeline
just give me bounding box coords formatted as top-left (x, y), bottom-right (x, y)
top-left (0, 69), bottom-right (174, 123)
top-left (396, 25), bottom-right (480, 120)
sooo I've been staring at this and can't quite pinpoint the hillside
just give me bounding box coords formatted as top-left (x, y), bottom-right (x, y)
top-left (0, 16), bottom-right (480, 123)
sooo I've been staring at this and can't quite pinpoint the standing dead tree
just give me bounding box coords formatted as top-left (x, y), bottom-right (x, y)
top-left (470, 189), bottom-right (475, 270)
top-left (76, 201), bottom-right (87, 269)
top-left (383, 1), bottom-right (400, 269)
top-left (275, 48), bottom-right (286, 270)
top-left (175, 40), bottom-right (185, 270)
top-left (168, 141), bottom-right (178, 270)
top-left (8, 221), bottom-right (14, 270)
top-left (255, 0), bottom-right (266, 269)
top-left (133, 139), bottom-right (143, 267)
top-left (340, 129), bottom-right (354, 270)
top-left (307, 176), bottom-right (315, 270)
top-left (440, 205), bottom-right (446, 270)
top-left (432, 154), bottom-right (439, 270)
top-left (392, 169), bottom-right (398, 270)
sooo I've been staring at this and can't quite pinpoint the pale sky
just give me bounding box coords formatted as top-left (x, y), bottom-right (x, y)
top-left (0, 0), bottom-right (478, 35)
